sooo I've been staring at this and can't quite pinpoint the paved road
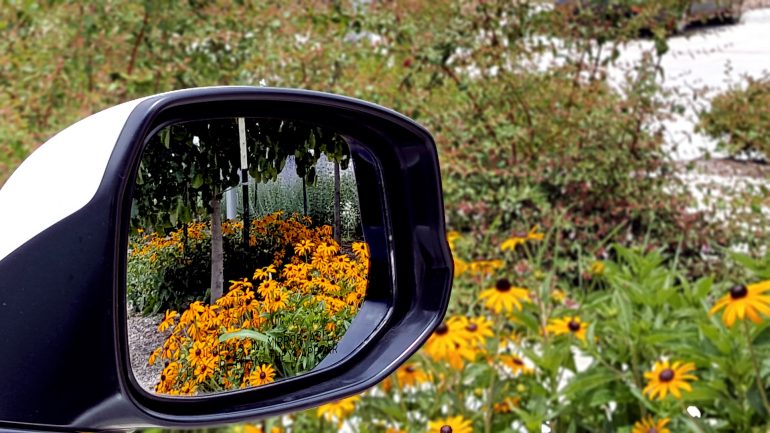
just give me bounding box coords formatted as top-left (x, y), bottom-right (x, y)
top-left (615, 9), bottom-right (770, 160)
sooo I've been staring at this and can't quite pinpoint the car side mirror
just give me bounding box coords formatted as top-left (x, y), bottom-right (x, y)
top-left (0, 87), bottom-right (452, 430)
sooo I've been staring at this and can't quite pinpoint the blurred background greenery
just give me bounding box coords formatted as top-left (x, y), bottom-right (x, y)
top-left (2, 0), bottom-right (770, 432)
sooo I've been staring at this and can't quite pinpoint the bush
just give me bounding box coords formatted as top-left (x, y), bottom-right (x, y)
top-left (127, 213), bottom-right (335, 315)
top-left (280, 229), bottom-right (770, 432)
top-left (149, 238), bottom-right (370, 395)
top-left (698, 75), bottom-right (770, 160)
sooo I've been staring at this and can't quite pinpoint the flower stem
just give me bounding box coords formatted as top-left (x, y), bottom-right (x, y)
top-left (744, 320), bottom-right (770, 417)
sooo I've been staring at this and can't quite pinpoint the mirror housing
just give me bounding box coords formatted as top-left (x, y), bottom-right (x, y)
top-left (0, 87), bottom-right (452, 430)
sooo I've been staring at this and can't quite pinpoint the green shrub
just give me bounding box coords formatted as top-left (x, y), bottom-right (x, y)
top-left (127, 214), bottom-right (315, 315)
top-left (698, 75), bottom-right (770, 160)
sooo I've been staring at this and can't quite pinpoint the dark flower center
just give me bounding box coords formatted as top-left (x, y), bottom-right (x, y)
top-left (730, 284), bottom-right (748, 299)
top-left (195, 349), bottom-right (202, 356)
top-left (440, 426), bottom-right (453, 433)
top-left (161, 374), bottom-right (166, 382)
top-left (275, 296), bottom-right (281, 301)
top-left (435, 323), bottom-right (449, 335)
top-left (513, 358), bottom-right (524, 366)
top-left (496, 278), bottom-right (512, 292)
top-left (647, 428), bottom-right (658, 433)
top-left (406, 365), bottom-right (416, 373)
top-left (260, 372), bottom-right (266, 379)
top-left (659, 368), bottom-right (675, 382)
top-left (568, 320), bottom-right (581, 332)
top-left (466, 323), bottom-right (478, 332)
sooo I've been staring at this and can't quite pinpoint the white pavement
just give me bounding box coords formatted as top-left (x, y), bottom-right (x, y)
top-left (614, 9), bottom-right (770, 160)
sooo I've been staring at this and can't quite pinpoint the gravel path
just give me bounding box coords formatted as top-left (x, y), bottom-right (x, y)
top-left (127, 310), bottom-right (168, 392)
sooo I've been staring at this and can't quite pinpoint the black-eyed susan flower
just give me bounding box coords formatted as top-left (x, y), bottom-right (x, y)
top-left (352, 241), bottom-right (369, 260)
top-left (462, 316), bottom-right (494, 346)
top-left (396, 363), bottom-right (432, 389)
top-left (428, 415), bottom-right (473, 433)
top-left (500, 225), bottom-right (544, 252)
top-left (545, 316), bottom-right (588, 342)
top-left (194, 355), bottom-right (217, 384)
top-left (158, 310), bottom-right (178, 332)
top-left (709, 280), bottom-right (770, 327)
top-left (632, 415), bottom-right (670, 433)
top-left (643, 360), bottom-right (697, 400)
top-left (253, 265), bottom-right (277, 281)
top-left (424, 320), bottom-right (470, 359)
top-left (248, 364), bottom-right (276, 386)
top-left (187, 340), bottom-right (207, 367)
top-left (316, 395), bottom-right (360, 423)
top-left (479, 279), bottom-right (530, 314)
top-left (294, 240), bottom-right (315, 256)
top-left (264, 291), bottom-right (289, 313)
top-left (493, 396), bottom-right (521, 414)
top-left (468, 259), bottom-right (504, 276)
top-left (500, 354), bottom-right (534, 375)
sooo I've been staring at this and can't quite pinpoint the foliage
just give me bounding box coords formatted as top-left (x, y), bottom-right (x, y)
top-left (132, 119), bottom-right (350, 232)
top-left (260, 229), bottom-right (770, 432)
top-left (2, 1), bottom-right (770, 431)
top-left (128, 212), bottom-right (341, 315)
top-left (698, 75), bottom-right (770, 160)
top-left (148, 220), bottom-right (370, 395)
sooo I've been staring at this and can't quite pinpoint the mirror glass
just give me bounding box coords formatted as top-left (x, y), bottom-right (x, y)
top-left (126, 117), bottom-right (368, 396)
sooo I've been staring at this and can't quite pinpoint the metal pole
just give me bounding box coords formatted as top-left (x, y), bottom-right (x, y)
top-left (238, 118), bottom-right (250, 247)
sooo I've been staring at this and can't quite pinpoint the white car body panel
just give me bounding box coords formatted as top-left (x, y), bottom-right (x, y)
top-left (0, 98), bottom-right (144, 261)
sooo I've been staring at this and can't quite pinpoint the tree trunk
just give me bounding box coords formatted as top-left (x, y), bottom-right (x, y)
top-left (334, 161), bottom-right (341, 243)
top-left (210, 196), bottom-right (224, 304)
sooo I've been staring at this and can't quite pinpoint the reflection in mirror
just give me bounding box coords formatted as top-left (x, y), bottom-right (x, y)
top-left (126, 117), bottom-right (368, 396)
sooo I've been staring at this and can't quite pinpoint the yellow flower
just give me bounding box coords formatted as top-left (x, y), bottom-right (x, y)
top-left (264, 290), bottom-right (288, 313)
top-left (447, 231), bottom-right (461, 245)
top-left (454, 258), bottom-right (468, 277)
top-left (478, 279), bottom-right (530, 314)
top-left (253, 265), bottom-right (277, 281)
top-left (468, 259), bottom-right (504, 276)
top-left (643, 360), bottom-right (697, 400)
top-left (317, 395), bottom-right (360, 423)
top-left (589, 261), bottom-right (605, 276)
top-left (550, 289), bottom-right (566, 303)
top-left (457, 316), bottom-right (494, 346)
top-left (316, 241), bottom-right (340, 257)
top-left (428, 415), bottom-right (473, 433)
top-left (396, 363), bottom-right (432, 389)
top-left (424, 320), bottom-right (470, 359)
top-left (632, 416), bottom-right (670, 433)
top-left (294, 240), bottom-right (315, 256)
top-left (493, 396), bottom-right (521, 414)
top-left (194, 355), bottom-right (217, 384)
top-left (500, 226), bottom-right (543, 252)
top-left (158, 309), bottom-right (178, 332)
top-left (248, 364), bottom-right (276, 387)
top-left (545, 316), bottom-right (587, 342)
top-left (500, 354), bottom-right (533, 375)
top-left (148, 347), bottom-right (161, 366)
top-left (709, 280), bottom-right (770, 327)
top-left (352, 242), bottom-right (369, 260)
top-left (187, 341), bottom-right (207, 367)
top-left (258, 279), bottom-right (280, 300)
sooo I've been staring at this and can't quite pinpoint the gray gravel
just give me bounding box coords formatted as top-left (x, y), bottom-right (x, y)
top-left (127, 309), bottom-right (168, 392)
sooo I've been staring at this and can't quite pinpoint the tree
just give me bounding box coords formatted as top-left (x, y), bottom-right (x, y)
top-left (131, 118), bottom-right (350, 303)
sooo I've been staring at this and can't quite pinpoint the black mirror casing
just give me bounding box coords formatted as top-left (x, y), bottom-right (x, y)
top-left (0, 88), bottom-right (452, 430)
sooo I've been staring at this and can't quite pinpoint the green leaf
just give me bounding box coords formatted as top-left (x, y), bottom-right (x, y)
top-left (191, 174), bottom-right (204, 189)
top-left (219, 329), bottom-right (271, 344)
top-left (562, 368), bottom-right (618, 397)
